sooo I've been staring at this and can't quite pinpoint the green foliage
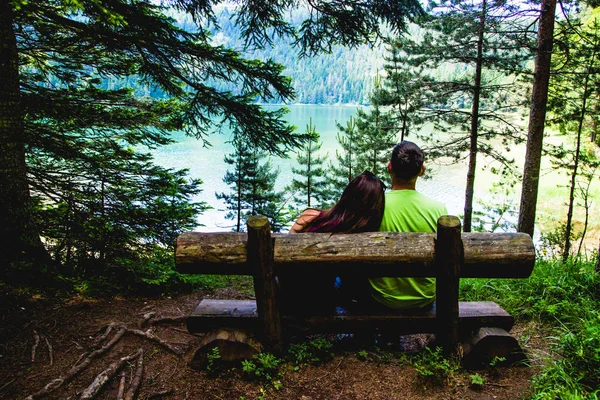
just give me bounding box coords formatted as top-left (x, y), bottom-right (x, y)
top-left (471, 179), bottom-right (519, 233)
top-left (461, 257), bottom-right (600, 397)
top-left (288, 337), bottom-right (333, 366)
top-left (287, 119), bottom-right (331, 210)
top-left (532, 314), bottom-right (600, 399)
top-left (327, 116), bottom-right (361, 198)
top-left (6, 0), bottom-right (429, 281)
top-left (206, 347), bottom-right (222, 372)
top-left (386, 0), bottom-right (530, 231)
top-left (539, 222), bottom-right (582, 260)
top-left (216, 135), bottom-right (288, 233)
top-left (489, 356), bottom-right (506, 367)
top-left (353, 75), bottom-right (397, 178)
top-left (469, 373), bottom-right (486, 387)
top-left (55, 245), bottom-right (226, 295)
top-left (412, 347), bottom-right (460, 384)
top-left (375, 38), bottom-right (433, 142)
top-left (241, 353), bottom-right (283, 388)
top-left (357, 349), bottom-right (369, 359)
top-left (545, 14), bottom-right (600, 263)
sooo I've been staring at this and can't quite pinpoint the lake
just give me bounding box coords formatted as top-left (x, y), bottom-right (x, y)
top-left (151, 105), bottom-right (496, 232)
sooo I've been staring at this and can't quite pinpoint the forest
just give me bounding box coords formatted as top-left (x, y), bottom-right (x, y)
top-left (0, 0), bottom-right (599, 398)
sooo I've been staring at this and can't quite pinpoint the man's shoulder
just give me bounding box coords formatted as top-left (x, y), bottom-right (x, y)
top-left (416, 192), bottom-right (447, 210)
top-left (386, 190), bottom-right (446, 210)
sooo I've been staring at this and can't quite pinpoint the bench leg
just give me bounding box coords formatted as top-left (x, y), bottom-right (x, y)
top-left (461, 327), bottom-right (527, 369)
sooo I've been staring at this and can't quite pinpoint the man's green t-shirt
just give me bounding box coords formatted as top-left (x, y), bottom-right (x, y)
top-left (369, 190), bottom-right (448, 309)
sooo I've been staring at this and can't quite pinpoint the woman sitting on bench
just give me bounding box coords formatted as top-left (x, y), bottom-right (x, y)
top-left (280, 171), bottom-right (386, 314)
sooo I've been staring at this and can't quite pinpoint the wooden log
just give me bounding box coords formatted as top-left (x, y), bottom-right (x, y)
top-left (435, 216), bottom-right (463, 356)
top-left (186, 299), bottom-right (514, 335)
top-left (186, 328), bottom-right (262, 370)
top-left (462, 327), bottom-right (527, 369)
top-left (247, 216), bottom-right (282, 352)
top-left (175, 231), bottom-right (534, 278)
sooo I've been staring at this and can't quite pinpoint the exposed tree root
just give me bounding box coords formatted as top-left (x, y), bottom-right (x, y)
top-left (25, 317), bottom-right (190, 399)
top-left (140, 312), bottom-right (156, 328)
top-left (31, 330), bottom-right (40, 363)
top-left (124, 349), bottom-right (144, 400)
top-left (140, 305), bottom-right (155, 313)
top-left (44, 336), bottom-right (53, 366)
top-left (25, 327), bottom-right (127, 400)
top-left (91, 323), bottom-right (118, 349)
top-left (125, 328), bottom-right (185, 356)
top-left (80, 349), bottom-right (142, 400)
top-left (116, 372), bottom-right (126, 400)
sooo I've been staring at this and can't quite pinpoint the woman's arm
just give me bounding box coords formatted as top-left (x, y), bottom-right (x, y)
top-left (289, 209), bottom-right (320, 233)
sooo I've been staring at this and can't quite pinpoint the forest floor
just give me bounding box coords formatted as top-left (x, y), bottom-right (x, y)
top-left (0, 285), bottom-right (551, 400)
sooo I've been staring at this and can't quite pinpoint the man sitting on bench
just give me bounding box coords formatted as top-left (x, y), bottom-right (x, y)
top-left (368, 141), bottom-right (448, 312)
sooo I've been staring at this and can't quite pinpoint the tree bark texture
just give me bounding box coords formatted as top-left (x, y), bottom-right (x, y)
top-left (435, 216), bottom-right (463, 355)
top-left (518, 0), bottom-right (557, 236)
top-left (246, 215), bottom-right (282, 351)
top-left (176, 230), bottom-right (535, 278)
top-left (562, 40), bottom-right (597, 263)
top-left (0, 0), bottom-right (51, 277)
top-left (464, 0), bottom-right (486, 233)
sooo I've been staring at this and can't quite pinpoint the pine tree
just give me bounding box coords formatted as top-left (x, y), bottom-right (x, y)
top-left (1, 0), bottom-right (425, 276)
top-left (518, 0), bottom-right (558, 236)
top-left (545, 13), bottom-right (600, 261)
top-left (217, 136), bottom-right (286, 232)
top-left (287, 118), bottom-right (329, 209)
top-left (376, 39), bottom-right (434, 142)
top-left (394, 0), bottom-right (532, 231)
top-left (328, 116), bottom-right (360, 197)
top-left (354, 75), bottom-right (397, 178)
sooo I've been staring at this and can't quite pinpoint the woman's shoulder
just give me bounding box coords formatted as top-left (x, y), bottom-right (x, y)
top-left (289, 208), bottom-right (321, 233)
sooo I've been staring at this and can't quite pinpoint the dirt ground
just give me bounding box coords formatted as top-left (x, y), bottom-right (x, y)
top-left (0, 286), bottom-right (546, 400)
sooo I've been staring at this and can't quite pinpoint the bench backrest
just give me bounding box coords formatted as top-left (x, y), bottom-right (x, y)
top-left (176, 231), bottom-right (535, 278)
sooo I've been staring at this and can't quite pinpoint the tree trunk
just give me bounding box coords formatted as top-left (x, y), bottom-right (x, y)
top-left (562, 42), bottom-right (596, 263)
top-left (518, 0), bottom-right (557, 236)
top-left (463, 0), bottom-right (486, 233)
top-left (0, 0), bottom-right (52, 280)
top-left (307, 141), bottom-right (312, 208)
top-left (594, 240), bottom-right (600, 274)
top-left (591, 101), bottom-right (599, 144)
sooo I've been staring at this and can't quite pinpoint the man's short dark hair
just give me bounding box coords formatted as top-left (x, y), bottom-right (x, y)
top-left (390, 141), bottom-right (424, 181)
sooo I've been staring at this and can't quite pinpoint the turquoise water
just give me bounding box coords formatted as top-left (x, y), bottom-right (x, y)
top-left (151, 105), bottom-right (467, 231)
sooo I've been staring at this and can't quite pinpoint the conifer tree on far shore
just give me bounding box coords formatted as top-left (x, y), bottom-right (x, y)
top-left (328, 116), bottom-right (360, 198)
top-left (287, 118), bottom-right (329, 210)
top-left (354, 75), bottom-right (397, 178)
top-left (217, 136), bottom-right (286, 232)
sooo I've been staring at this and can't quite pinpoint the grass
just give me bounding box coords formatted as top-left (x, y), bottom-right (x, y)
top-left (461, 256), bottom-right (600, 398)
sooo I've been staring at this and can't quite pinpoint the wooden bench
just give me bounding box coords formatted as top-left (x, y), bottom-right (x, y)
top-left (176, 215), bottom-right (535, 367)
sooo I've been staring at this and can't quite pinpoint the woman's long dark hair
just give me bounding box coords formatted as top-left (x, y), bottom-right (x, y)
top-left (300, 171), bottom-right (385, 233)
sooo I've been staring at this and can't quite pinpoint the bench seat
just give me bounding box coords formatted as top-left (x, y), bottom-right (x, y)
top-left (187, 299), bottom-right (514, 335)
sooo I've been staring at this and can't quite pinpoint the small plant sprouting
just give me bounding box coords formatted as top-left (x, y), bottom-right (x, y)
top-left (470, 373), bottom-right (486, 388)
top-left (489, 356), bottom-right (506, 367)
top-left (206, 346), bottom-right (221, 372)
top-left (241, 352), bottom-right (283, 387)
top-left (288, 337), bottom-right (333, 366)
top-left (412, 347), bottom-right (460, 384)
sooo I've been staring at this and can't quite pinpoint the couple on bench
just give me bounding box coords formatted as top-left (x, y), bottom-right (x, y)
top-left (281, 141), bottom-right (448, 315)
